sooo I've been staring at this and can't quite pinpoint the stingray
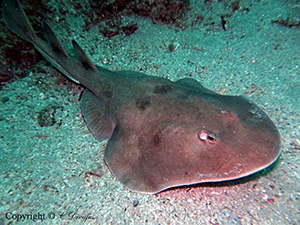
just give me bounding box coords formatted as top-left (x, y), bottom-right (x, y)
top-left (3, 0), bottom-right (281, 194)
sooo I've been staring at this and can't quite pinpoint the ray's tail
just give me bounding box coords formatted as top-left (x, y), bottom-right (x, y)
top-left (2, 0), bottom-right (98, 85)
top-left (2, 0), bottom-right (35, 43)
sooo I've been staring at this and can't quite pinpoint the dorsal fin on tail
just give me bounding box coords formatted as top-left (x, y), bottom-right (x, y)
top-left (43, 21), bottom-right (69, 58)
top-left (2, 0), bottom-right (95, 85)
top-left (72, 40), bottom-right (98, 72)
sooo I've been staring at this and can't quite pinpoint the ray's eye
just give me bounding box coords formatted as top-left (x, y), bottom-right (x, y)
top-left (198, 130), bottom-right (217, 144)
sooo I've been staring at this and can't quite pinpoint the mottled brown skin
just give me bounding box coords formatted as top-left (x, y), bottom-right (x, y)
top-left (104, 79), bottom-right (280, 193)
top-left (3, 0), bottom-right (281, 194)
